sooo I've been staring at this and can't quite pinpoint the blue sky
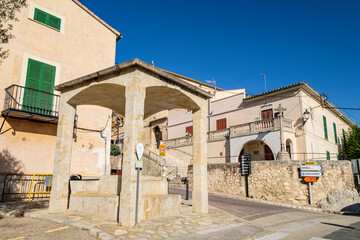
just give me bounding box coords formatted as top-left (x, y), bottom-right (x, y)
top-left (81, 0), bottom-right (360, 124)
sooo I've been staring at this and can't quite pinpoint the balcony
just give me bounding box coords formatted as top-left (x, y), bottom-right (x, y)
top-left (163, 118), bottom-right (293, 148)
top-left (2, 84), bottom-right (60, 123)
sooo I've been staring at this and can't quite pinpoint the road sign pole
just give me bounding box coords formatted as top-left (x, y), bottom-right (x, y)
top-left (135, 167), bottom-right (140, 226)
top-left (161, 157), bottom-right (163, 176)
top-left (308, 182), bottom-right (312, 205)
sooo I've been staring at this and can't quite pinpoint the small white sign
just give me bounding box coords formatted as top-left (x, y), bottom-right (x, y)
top-left (301, 165), bottom-right (322, 171)
top-left (301, 172), bottom-right (323, 177)
top-left (136, 161), bottom-right (143, 169)
top-left (136, 143), bottom-right (144, 161)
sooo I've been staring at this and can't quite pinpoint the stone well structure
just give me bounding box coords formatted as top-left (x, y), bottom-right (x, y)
top-left (49, 59), bottom-right (211, 227)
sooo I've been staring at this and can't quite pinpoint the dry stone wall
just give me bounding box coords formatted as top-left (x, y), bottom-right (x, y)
top-left (188, 160), bottom-right (357, 207)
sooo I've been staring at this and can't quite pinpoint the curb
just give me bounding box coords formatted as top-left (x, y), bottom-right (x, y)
top-left (206, 189), bottom-right (359, 215)
top-left (172, 187), bottom-right (359, 216)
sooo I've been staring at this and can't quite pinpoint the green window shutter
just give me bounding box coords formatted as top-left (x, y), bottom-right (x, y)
top-left (23, 59), bottom-right (56, 114)
top-left (323, 116), bottom-right (328, 139)
top-left (34, 8), bottom-right (47, 25)
top-left (326, 151), bottom-right (330, 160)
top-left (333, 123), bottom-right (338, 144)
top-left (337, 154), bottom-right (339, 160)
top-left (34, 8), bottom-right (61, 31)
top-left (48, 15), bottom-right (61, 30)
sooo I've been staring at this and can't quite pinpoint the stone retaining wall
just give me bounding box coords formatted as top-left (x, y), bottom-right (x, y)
top-left (188, 160), bottom-right (357, 206)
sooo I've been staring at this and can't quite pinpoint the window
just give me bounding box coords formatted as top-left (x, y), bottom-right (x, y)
top-left (326, 151), bottom-right (330, 160)
top-left (23, 59), bottom-right (56, 113)
top-left (261, 109), bottom-right (273, 120)
top-left (34, 8), bottom-right (61, 30)
top-left (185, 126), bottom-right (193, 136)
top-left (216, 118), bottom-right (227, 130)
top-left (333, 122), bottom-right (338, 144)
top-left (323, 116), bottom-right (328, 140)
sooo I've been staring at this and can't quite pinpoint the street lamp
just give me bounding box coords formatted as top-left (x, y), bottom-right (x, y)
top-left (303, 109), bottom-right (310, 123)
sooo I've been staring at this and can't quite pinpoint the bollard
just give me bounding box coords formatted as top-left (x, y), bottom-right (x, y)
top-left (167, 178), bottom-right (170, 194)
top-left (185, 178), bottom-right (189, 200)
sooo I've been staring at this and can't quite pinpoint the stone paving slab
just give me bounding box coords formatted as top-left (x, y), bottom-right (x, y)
top-left (26, 204), bottom-right (268, 240)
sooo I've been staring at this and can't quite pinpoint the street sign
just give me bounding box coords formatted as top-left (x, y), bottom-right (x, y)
top-left (159, 145), bottom-right (166, 157)
top-left (301, 172), bottom-right (323, 177)
top-left (304, 177), bottom-right (317, 183)
top-left (136, 143), bottom-right (144, 169)
top-left (241, 154), bottom-right (251, 176)
top-left (300, 165), bottom-right (322, 171)
top-left (305, 161), bottom-right (314, 165)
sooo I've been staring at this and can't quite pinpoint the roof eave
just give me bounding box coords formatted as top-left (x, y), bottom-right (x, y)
top-left (54, 59), bottom-right (213, 99)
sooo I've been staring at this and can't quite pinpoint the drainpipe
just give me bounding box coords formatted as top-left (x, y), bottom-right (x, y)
top-left (208, 99), bottom-right (211, 133)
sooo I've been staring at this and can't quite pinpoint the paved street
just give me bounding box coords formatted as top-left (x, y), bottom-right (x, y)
top-left (170, 188), bottom-right (360, 240)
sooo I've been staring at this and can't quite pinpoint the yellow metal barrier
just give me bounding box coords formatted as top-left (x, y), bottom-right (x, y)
top-left (27, 174), bottom-right (53, 201)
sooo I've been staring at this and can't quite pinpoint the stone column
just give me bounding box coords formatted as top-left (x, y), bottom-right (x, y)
top-left (49, 97), bottom-right (76, 211)
top-left (192, 106), bottom-right (208, 214)
top-left (119, 83), bottom-right (145, 227)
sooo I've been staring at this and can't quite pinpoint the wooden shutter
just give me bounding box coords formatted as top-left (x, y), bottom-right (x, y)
top-left (261, 109), bottom-right (273, 120)
top-left (34, 8), bottom-right (61, 31)
top-left (333, 123), bottom-right (338, 144)
top-left (23, 59), bottom-right (56, 114)
top-left (216, 118), bottom-right (227, 130)
top-left (326, 151), bottom-right (330, 160)
top-left (24, 59), bottom-right (42, 110)
top-left (323, 116), bottom-right (328, 139)
top-left (48, 15), bottom-right (61, 30)
top-left (186, 126), bottom-right (193, 136)
top-left (34, 9), bottom-right (47, 25)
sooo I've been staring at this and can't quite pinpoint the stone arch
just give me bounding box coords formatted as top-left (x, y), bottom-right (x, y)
top-left (67, 83), bottom-right (126, 114)
top-left (49, 59), bottom-right (211, 227)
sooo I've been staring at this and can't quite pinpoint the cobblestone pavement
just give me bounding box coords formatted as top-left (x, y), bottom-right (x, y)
top-left (27, 203), bottom-right (267, 240)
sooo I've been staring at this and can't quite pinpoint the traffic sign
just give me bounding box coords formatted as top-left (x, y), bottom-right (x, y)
top-left (241, 154), bottom-right (251, 176)
top-left (159, 145), bottom-right (166, 157)
top-left (301, 172), bottom-right (323, 177)
top-left (300, 165), bottom-right (322, 171)
top-left (304, 177), bottom-right (317, 183)
top-left (305, 161), bottom-right (314, 165)
top-left (136, 143), bottom-right (144, 169)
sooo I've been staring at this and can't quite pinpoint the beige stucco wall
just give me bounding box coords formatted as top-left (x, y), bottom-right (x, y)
top-left (167, 86), bottom-right (352, 162)
top-left (300, 91), bottom-right (350, 160)
top-left (0, 0), bottom-right (118, 175)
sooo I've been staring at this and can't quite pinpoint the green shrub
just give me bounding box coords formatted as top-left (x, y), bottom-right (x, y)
top-left (111, 144), bottom-right (121, 156)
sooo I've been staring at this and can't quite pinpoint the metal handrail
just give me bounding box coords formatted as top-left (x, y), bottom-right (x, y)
top-left (3, 84), bottom-right (60, 118)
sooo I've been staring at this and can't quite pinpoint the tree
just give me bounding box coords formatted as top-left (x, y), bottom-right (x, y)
top-left (340, 125), bottom-right (360, 160)
top-left (0, 0), bottom-right (27, 63)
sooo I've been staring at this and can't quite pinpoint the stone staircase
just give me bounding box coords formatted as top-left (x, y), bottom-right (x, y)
top-left (144, 147), bottom-right (190, 179)
top-left (169, 177), bottom-right (187, 189)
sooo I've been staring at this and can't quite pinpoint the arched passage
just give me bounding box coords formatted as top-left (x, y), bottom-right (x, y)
top-left (229, 131), bottom-right (281, 163)
top-left (238, 140), bottom-right (275, 161)
top-left (286, 138), bottom-right (293, 160)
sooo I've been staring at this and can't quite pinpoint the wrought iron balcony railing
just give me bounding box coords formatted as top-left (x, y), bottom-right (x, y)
top-left (3, 84), bottom-right (60, 120)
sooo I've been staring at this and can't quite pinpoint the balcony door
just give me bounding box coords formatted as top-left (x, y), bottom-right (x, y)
top-left (23, 59), bottom-right (56, 115)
